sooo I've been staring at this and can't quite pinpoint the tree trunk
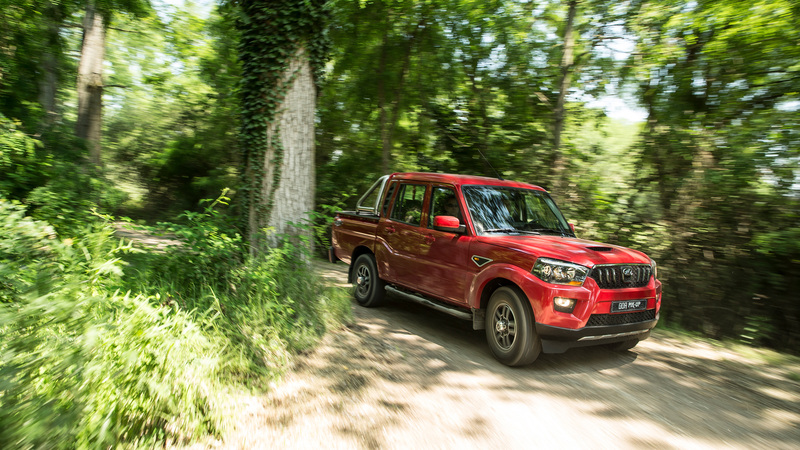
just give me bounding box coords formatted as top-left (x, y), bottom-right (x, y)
top-left (76, 3), bottom-right (105, 166)
top-left (377, 32), bottom-right (391, 174)
top-left (552, 0), bottom-right (578, 194)
top-left (247, 46), bottom-right (316, 249)
top-left (377, 19), bottom-right (422, 174)
top-left (39, 1), bottom-right (63, 129)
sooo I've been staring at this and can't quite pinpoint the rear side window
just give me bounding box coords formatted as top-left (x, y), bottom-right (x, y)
top-left (390, 184), bottom-right (426, 226)
top-left (381, 182), bottom-right (396, 215)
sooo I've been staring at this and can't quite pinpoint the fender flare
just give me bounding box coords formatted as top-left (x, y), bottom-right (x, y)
top-left (468, 263), bottom-right (547, 319)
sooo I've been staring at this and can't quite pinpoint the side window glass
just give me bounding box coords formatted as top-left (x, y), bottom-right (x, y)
top-left (428, 187), bottom-right (461, 227)
top-left (381, 182), bottom-right (396, 216)
top-left (390, 184), bottom-right (426, 226)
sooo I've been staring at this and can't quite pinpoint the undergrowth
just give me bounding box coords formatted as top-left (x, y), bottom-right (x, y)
top-left (0, 195), bottom-right (352, 448)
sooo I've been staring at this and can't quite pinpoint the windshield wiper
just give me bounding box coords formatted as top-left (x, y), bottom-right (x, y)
top-left (483, 228), bottom-right (540, 235)
top-left (526, 227), bottom-right (564, 235)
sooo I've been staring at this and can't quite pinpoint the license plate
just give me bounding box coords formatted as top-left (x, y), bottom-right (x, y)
top-left (610, 299), bottom-right (647, 313)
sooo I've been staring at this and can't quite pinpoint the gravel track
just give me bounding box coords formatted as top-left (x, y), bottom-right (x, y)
top-left (206, 260), bottom-right (800, 449)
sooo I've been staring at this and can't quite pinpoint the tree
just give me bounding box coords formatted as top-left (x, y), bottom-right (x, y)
top-left (75, 2), bottom-right (106, 165)
top-left (236, 0), bottom-right (328, 250)
top-left (75, 0), bottom-right (151, 166)
top-left (626, 0), bottom-right (800, 348)
top-left (102, 2), bottom-right (241, 216)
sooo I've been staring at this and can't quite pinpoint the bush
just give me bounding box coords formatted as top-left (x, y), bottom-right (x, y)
top-left (0, 115), bottom-right (48, 200)
top-left (121, 194), bottom-right (352, 387)
top-left (0, 202), bottom-right (224, 448)
top-left (1, 195), bottom-right (352, 447)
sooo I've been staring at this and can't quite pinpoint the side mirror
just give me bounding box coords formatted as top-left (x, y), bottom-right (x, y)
top-left (569, 223), bottom-right (576, 234)
top-left (433, 215), bottom-right (466, 234)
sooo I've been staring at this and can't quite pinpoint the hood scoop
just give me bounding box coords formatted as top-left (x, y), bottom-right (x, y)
top-left (587, 246), bottom-right (614, 252)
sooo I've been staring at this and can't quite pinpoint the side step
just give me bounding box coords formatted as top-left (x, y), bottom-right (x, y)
top-left (385, 285), bottom-right (485, 330)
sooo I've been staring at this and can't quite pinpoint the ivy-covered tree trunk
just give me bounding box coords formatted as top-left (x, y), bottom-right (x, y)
top-left (246, 46), bottom-right (316, 246)
top-left (237, 0), bottom-right (328, 252)
top-left (76, 2), bottom-right (105, 166)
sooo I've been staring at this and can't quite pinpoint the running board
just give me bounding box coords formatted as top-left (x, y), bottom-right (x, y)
top-left (385, 286), bottom-right (473, 321)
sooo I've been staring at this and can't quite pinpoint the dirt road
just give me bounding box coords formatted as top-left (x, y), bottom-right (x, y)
top-left (211, 261), bottom-right (800, 449)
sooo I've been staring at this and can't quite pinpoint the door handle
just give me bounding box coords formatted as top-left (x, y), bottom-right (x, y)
top-left (386, 226), bottom-right (396, 234)
top-left (424, 234), bottom-right (435, 244)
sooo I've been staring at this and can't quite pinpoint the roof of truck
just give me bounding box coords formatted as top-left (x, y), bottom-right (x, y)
top-left (388, 172), bottom-right (548, 192)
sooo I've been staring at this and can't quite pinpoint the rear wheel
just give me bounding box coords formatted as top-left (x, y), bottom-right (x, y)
top-left (352, 254), bottom-right (386, 307)
top-left (485, 286), bottom-right (541, 366)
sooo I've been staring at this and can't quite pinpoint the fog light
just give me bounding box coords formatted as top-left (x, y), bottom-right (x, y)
top-left (554, 297), bottom-right (577, 314)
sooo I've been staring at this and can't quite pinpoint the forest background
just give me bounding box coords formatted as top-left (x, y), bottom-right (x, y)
top-left (1, 0), bottom-right (799, 447)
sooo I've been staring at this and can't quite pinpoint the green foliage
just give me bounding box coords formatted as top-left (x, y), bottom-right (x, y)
top-left (120, 192), bottom-right (351, 385)
top-left (104, 5), bottom-right (241, 217)
top-left (622, 0), bottom-right (800, 350)
top-left (0, 115), bottom-right (48, 200)
top-left (0, 202), bottom-right (223, 448)
top-left (1, 195), bottom-right (352, 446)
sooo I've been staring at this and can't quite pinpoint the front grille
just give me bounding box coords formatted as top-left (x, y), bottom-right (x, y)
top-left (586, 309), bottom-right (657, 327)
top-left (590, 264), bottom-right (652, 289)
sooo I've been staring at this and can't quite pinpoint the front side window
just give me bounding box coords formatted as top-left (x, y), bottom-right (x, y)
top-left (428, 187), bottom-right (462, 227)
top-left (463, 186), bottom-right (572, 236)
top-left (389, 183), bottom-right (426, 226)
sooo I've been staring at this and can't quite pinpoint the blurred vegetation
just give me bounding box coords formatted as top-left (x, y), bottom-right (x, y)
top-left (1, 0), bottom-right (799, 446)
top-left (0, 197), bottom-right (351, 448)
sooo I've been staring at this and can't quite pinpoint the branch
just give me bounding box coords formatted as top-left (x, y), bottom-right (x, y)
top-left (108, 26), bottom-right (146, 34)
top-left (62, 22), bottom-right (145, 34)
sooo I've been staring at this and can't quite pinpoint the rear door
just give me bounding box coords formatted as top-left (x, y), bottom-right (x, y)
top-left (377, 182), bottom-right (429, 284)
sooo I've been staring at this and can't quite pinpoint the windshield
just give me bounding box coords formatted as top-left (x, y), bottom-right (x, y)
top-left (462, 185), bottom-right (573, 236)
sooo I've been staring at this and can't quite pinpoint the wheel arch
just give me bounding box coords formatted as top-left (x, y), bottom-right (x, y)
top-left (470, 264), bottom-right (543, 319)
top-left (348, 245), bottom-right (374, 283)
top-left (478, 277), bottom-right (515, 310)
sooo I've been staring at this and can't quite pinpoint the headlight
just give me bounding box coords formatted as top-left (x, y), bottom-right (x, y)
top-left (532, 257), bottom-right (589, 286)
top-left (650, 258), bottom-right (658, 280)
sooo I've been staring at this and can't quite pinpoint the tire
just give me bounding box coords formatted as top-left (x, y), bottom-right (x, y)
top-left (607, 338), bottom-right (639, 352)
top-left (485, 286), bottom-right (541, 366)
top-left (352, 254), bottom-right (386, 307)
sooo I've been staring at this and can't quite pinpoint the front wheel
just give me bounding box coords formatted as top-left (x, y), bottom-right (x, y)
top-left (485, 286), bottom-right (541, 366)
top-left (352, 254), bottom-right (386, 307)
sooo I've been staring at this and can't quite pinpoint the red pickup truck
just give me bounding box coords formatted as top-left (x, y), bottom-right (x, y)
top-left (329, 172), bottom-right (662, 366)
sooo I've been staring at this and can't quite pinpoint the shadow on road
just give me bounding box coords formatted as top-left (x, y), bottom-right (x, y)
top-left (269, 261), bottom-right (800, 449)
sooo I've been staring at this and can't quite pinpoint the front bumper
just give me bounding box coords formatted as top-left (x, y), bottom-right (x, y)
top-left (535, 312), bottom-right (658, 354)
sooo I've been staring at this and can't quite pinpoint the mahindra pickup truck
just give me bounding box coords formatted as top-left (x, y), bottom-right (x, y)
top-left (329, 172), bottom-right (662, 366)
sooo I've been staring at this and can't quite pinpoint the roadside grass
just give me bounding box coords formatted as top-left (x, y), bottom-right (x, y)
top-left (0, 198), bottom-right (352, 448)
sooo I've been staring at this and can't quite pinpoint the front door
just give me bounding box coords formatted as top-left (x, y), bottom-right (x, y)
top-left (416, 186), bottom-right (474, 305)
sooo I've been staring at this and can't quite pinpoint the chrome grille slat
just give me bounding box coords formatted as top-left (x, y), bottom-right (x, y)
top-left (590, 264), bottom-right (652, 289)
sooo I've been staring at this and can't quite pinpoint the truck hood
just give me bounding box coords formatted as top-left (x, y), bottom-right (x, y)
top-left (480, 235), bottom-right (651, 267)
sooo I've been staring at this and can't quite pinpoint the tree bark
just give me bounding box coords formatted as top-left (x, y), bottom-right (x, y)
top-left (39, 1), bottom-right (63, 129)
top-left (247, 46), bottom-right (316, 249)
top-left (552, 0), bottom-right (578, 193)
top-left (76, 3), bottom-right (105, 166)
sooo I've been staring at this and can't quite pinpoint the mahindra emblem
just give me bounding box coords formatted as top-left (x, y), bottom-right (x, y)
top-left (622, 266), bottom-right (634, 284)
